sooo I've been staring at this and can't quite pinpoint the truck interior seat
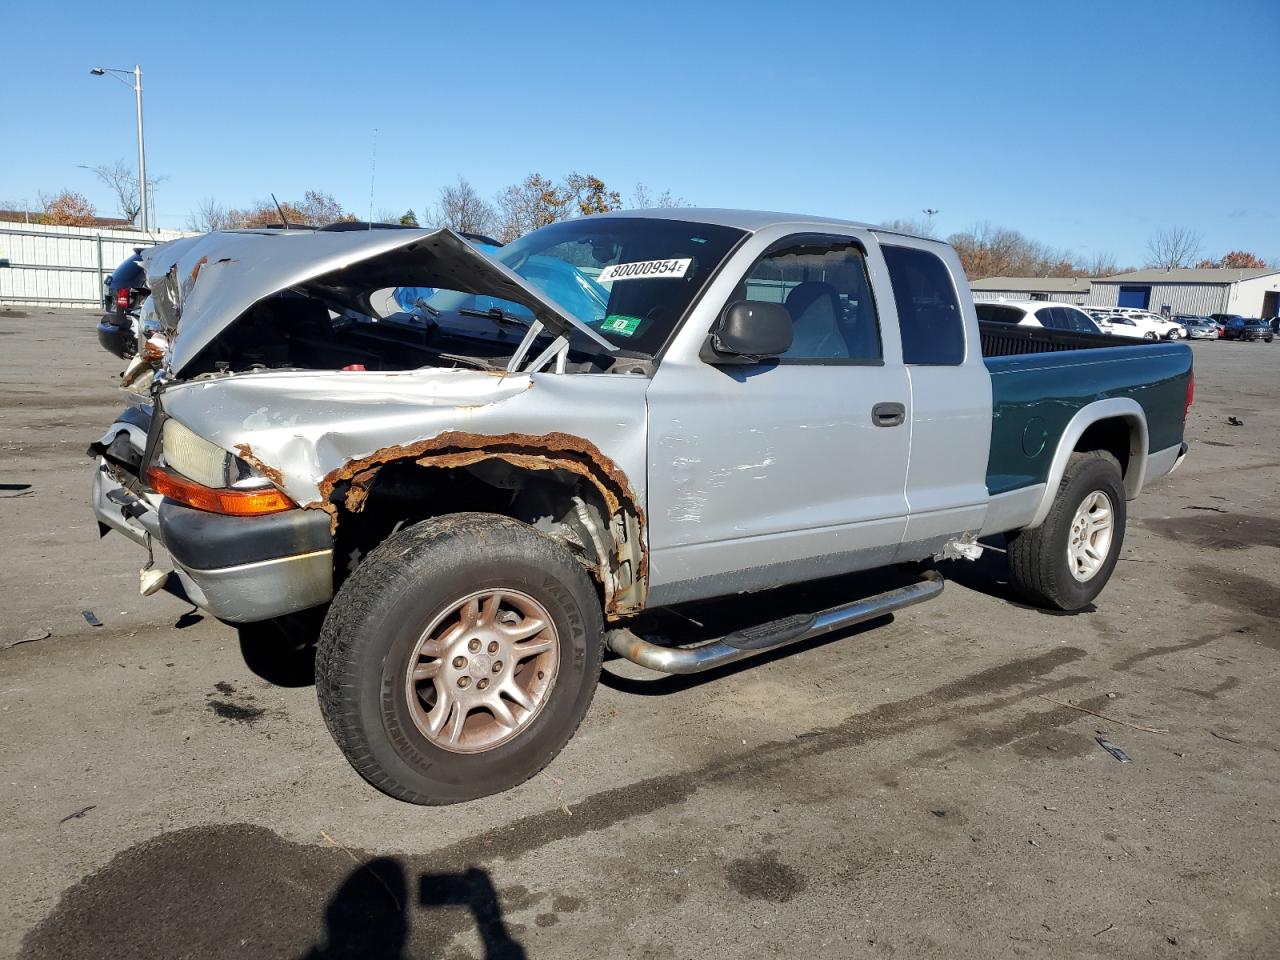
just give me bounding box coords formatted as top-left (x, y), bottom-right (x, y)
top-left (785, 281), bottom-right (850, 359)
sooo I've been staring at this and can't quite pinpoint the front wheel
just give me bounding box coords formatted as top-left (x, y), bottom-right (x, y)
top-left (316, 513), bottom-right (604, 804)
top-left (1005, 450), bottom-right (1126, 611)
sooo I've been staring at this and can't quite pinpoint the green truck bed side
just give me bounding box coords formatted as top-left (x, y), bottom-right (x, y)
top-left (984, 342), bottom-right (1192, 496)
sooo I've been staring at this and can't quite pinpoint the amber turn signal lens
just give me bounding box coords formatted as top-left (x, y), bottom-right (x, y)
top-left (146, 467), bottom-right (294, 516)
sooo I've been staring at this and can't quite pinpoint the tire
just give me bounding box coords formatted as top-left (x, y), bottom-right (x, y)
top-left (1005, 450), bottom-right (1126, 611)
top-left (1143, 331), bottom-right (1158, 341)
top-left (316, 512), bottom-right (604, 805)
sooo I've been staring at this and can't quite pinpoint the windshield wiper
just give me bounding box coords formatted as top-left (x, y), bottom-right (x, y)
top-left (412, 298), bottom-right (441, 318)
top-left (459, 306), bottom-right (530, 329)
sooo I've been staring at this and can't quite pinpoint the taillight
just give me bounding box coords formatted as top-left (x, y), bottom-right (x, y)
top-left (115, 288), bottom-right (131, 312)
top-left (1184, 371), bottom-right (1195, 420)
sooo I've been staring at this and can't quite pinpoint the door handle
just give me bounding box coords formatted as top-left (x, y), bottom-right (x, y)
top-left (872, 402), bottom-right (906, 427)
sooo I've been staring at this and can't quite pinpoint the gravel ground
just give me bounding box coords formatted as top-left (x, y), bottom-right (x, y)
top-left (1, 308), bottom-right (1277, 959)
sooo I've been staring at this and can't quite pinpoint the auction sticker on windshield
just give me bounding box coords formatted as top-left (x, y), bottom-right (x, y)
top-left (597, 258), bottom-right (692, 283)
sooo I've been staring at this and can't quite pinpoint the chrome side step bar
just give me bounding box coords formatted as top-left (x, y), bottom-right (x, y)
top-left (606, 570), bottom-right (944, 675)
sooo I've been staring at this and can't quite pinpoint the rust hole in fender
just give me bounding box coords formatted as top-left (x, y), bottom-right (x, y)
top-left (308, 431), bottom-right (648, 617)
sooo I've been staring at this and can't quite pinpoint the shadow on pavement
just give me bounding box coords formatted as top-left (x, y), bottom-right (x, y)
top-left (19, 825), bottom-right (530, 960)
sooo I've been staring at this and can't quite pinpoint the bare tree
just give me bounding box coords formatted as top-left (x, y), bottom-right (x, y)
top-left (1082, 251), bottom-right (1119, 277)
top-left (92, 159), bottom-right (166, 224)
top-left (879, 216), bottom-right (935, 238)
top-left (186, 197), bottom-right (231, 232)
top-left (1145, 227), bottom-right (1202, 270)
top-left (298, 190), bottom-right (353, 226)
top-left (431, 177), bottom-right (499, 236)
top-left (630, 183), bottom-right (689, 208)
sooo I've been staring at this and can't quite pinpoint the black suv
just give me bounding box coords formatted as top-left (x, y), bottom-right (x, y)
top-left (1222, 316), bottom-right (1274, 342)
top-left (98, 249), bottom-right (149, 358)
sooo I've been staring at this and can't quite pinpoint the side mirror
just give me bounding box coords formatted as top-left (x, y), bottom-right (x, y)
top-left (700, 300), bottom-right (793, 364)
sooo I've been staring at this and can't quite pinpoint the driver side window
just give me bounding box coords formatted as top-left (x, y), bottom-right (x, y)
top-left (735, 237), bottom-right (883, 363)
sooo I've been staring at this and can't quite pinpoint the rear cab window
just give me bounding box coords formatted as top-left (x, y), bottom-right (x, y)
top-left (881, 245), bottom-right (965, 364)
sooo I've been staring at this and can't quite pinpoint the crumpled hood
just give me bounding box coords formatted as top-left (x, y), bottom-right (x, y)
top-left (140, 227), bottom-right (613, 376)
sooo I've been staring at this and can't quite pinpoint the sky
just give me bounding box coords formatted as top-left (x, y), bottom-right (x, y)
top-left (3, 0), bottom-right (1278, 267)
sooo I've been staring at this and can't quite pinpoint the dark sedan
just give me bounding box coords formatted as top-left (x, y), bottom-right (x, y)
top-left (1222, 317), bottom-right (1275, 342)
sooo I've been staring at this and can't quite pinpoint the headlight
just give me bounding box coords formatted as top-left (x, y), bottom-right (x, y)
top-left (159, 419), bottom-right (235, 488)
top-left (149, 419), bottom-right (293, 516)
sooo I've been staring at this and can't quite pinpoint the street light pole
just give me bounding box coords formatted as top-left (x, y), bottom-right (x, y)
top-left (133, 65), bottom-right (148, 233)
top-left (90, 64), bottom-right (149, 233)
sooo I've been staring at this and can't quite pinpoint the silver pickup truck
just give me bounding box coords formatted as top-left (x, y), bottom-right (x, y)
top-left (90, 210), bottom-right (1192, 804)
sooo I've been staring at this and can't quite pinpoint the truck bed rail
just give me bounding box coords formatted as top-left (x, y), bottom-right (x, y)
top-left (979, 321), bottom-right (1155, 357)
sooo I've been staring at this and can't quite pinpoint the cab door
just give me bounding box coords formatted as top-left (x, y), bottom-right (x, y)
top-left (644, 232), bottom-right (912, 606)
top-left (875, 238), bottom-right (992, 554)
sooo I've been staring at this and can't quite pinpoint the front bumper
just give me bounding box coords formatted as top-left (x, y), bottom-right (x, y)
top-left (92, 460), bottom-right (334, 622)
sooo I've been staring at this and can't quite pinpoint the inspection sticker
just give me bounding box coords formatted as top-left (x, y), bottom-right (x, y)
top-left (600, 315), bottom-right (643, 336)
top-left (597, 258), bottom-right (691, 283)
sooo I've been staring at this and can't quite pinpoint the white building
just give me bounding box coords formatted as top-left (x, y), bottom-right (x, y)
top-left (1086, 268), bottom-right (1280, 318)
top-left (969, 276), bottom-right (1093, 305)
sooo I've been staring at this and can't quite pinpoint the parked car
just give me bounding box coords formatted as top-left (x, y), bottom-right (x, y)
top-left (1089, 312), bottom-right (1149, 339)
top-left (1175, 315), bottom-right (1219, 340)
top-left (98, 248), bottom-right (149, 359)
top-left (975, 300), bottom-right (1105, 335)
top-left (89, 211), bottom-right (1193, 804)
top-left (1222, 316), bottom-right (1275, 342)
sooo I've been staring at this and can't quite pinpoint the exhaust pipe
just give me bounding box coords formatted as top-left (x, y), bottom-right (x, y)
top-left (606, 570), bottom-right (944, 675)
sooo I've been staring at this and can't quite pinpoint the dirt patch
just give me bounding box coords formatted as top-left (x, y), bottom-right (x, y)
top-left (725, 852), bottom-right (806, 903)
top-left (205, 682), bottom-right (268, 724)
top-left (18, 824), bottom-right (531, 960)
top-left (208, 700), bottom-right (266, 724)
top-left (1143, 512), bottom-right (1280, 551)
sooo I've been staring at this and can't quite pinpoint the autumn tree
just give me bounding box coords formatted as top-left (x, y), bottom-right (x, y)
top-left (946, 221), bottom-right (1101, 279)
top-left (226, 191), bottom-right (355, 228)
top-left (1195, 250), bottom-right (1268, 269)
top-left (430, 177), bottom-right (498, 236)
top-left (1145, 227), bottom-right (1201, 269)
top-left (38, 190), bottom-right (98, 226)
top-left (565, 173), bottom-right (621, 216)
top-left (493, 173), bottom-right (573, 242)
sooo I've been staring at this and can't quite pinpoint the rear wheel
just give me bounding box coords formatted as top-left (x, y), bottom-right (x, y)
top-left (316, 512), bottom-right (604, 804)
top-left (1006, 450), bottom-right (1126, 611)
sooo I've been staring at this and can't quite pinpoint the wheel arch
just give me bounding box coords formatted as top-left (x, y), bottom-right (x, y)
top-left (1027, 399), bottom-right (1148, 529)
top-left (319, 434), bottom-right (647, 620)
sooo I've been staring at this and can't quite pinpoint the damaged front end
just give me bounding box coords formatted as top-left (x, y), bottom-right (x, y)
top-left (90, 226), bottom-right (650, 623)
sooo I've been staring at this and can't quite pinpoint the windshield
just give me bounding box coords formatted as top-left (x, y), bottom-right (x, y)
top-left (394, 217), bottom-right (746, 359)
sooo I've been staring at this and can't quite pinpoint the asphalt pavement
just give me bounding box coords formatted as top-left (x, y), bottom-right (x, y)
top-left (1, 308), bottom-right (1277, 959)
